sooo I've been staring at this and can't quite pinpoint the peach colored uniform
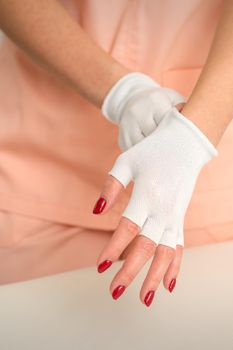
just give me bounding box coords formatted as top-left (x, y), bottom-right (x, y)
top-left (0, 0), bottom-right (232, 284)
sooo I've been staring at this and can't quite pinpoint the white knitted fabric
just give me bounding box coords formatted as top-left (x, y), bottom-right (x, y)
top-left (101, 72), bottom-right (186, 151)
top-left (108, 107), bottom-right (218, 248)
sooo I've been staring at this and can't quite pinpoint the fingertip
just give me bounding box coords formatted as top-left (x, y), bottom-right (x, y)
top-left (168, 278), bottom-right (176, 293)
top-left (92, 174), bottom-right (125, 215)
top-left (93, 197), bottom-right (107, 214)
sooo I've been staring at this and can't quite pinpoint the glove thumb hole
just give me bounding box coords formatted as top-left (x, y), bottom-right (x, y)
top-left (108, 154), bottom-right (133, 189)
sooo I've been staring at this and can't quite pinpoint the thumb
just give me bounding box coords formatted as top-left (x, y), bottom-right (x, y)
top-left (92, 174), bottom-right (124, 214)
top-left (92, 154), bottom-right (132, 214)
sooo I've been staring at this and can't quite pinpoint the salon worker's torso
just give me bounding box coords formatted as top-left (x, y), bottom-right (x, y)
top-left (0, 0), bottom-right (232, 244)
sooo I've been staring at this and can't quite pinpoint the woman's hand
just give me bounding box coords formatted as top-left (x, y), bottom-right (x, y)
top-left (96, 189), bottom-right (184, 306)
top-left (101, 72), bottom-right (186, 151)
top-left (93, 107), bottom-right (218, 306)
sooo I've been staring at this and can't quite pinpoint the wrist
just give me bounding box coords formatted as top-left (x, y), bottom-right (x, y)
top-left (97, 63), bottom-right (130, 108)
top-left (179, 100), bottom-right (221, 147)
top-left (170, 107), bottom-right (218, 160)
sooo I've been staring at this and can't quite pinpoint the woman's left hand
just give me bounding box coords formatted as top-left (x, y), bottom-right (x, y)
top-left (94, 174), bottom-right (184, 305)
top-left (92, 106), bottom-right (218, 306)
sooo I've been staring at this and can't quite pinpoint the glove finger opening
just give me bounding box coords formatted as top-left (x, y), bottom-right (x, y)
top-left (140, 216), bottom-right (166, 246)
top-left (108, 154), bottom-right (133, 189)
top-left (158, 227), bottom-right (178, 249)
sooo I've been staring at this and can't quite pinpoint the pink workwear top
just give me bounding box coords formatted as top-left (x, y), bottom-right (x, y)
top-left (0, 0), bottom-right (232, 244)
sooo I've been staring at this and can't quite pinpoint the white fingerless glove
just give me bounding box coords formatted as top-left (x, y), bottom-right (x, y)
top-left (108, 107), bottom-right (218, 249)
top-left (101, 72), bottom-right (186, 151)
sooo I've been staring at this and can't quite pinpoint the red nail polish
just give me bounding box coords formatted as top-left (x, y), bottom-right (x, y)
top-left (93, 197), bottom-right (107, 214)
top-left (112, 285), bottom-right (126, 300)
top-left (97, 260), bottom-right (112, 273)
top-left (169, 278), bottom-right (176, 293)
top-left (144, 290), bottom-right (155, 307)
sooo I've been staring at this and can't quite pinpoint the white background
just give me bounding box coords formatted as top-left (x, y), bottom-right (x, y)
top-left (0, 240), bottom-right (233, 350)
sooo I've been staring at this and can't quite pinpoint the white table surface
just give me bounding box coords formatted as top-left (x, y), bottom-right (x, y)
top-left (0, 240), bottom-right (233, 350)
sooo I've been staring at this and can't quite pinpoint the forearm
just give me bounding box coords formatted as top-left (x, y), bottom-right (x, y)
top-left (0, 0), bottom-right (129, 108)
top-left (181, 0), bottom-right (233, 147)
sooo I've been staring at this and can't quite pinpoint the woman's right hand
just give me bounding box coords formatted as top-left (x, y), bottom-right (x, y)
top-left (101, 72), bottom-right (186, 151)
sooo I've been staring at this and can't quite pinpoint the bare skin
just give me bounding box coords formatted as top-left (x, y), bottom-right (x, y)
top-left (0, 0), bottom-right (232, 304)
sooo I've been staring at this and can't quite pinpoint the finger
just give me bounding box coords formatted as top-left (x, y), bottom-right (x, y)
top-left (130, 125), bottom-right (144, 145)
top-left (152, 88), bottom-right (186, 124)
top-left (118, 124), bottom-right (144, 151)
top-left (96, 216), bottom-right (140, 269)
top-left (163, 244), bottom-right (183, 292)
top-left (139, 113), bottom-right (157, 137)
top-left (109, 235), bottom-right (157, 298)
top-left (119, 236), bottom-right (137, 260)
top-left (140, 244), bottom-right (176, 306)
top-left (92, 173), bottom-right (124, 214)
top-left (93, 152), bottom-right (133, 215)
top-left (162, 222), bottom-right (184, 291)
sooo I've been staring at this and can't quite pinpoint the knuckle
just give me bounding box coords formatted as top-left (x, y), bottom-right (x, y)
top-left (112, 246), bottom-right (124, 261)
top-left (127, 220), bottom-right (140, 236)
top-left (171, 267), bottom-right (180, 276)
top-left (159, 245), bottom-right (175, 260)
top-left (140, 239), bottom-right (156, 257)
top-left (170, 264), bottom-right (180, 275)
top-left (149, 275), bottom-right (161, 287)
top-left (123, 268), bottom-right (135, 284)
top-left (176, 244), bottom-right (184, 252)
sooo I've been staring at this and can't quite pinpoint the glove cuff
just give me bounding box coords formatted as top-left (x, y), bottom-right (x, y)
top-left (101, 72), bottom-right (159, 124)
top-left (161, 87), bottom-right (187, 106)
top-left (171, 107), bottom-right (219, 159)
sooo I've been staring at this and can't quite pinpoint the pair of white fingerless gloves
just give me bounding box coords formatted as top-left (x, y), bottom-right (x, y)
top-left (101, 72), bottom-right (218, 248)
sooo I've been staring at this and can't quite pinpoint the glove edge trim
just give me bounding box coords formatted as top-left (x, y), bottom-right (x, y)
top-left (171, 107), bottom-right (219, 159)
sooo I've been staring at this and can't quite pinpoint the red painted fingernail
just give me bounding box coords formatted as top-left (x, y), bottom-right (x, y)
top-left (144, 290), bottom-right (155, 307)
top-left (92, 197), bottom-right (107, 214)
top-left (97, 260), bottom-right (112, 273)
top-left (169, 278), bottom-right (176, 293)
top-left (112, 285), bottom-right (126, 300)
